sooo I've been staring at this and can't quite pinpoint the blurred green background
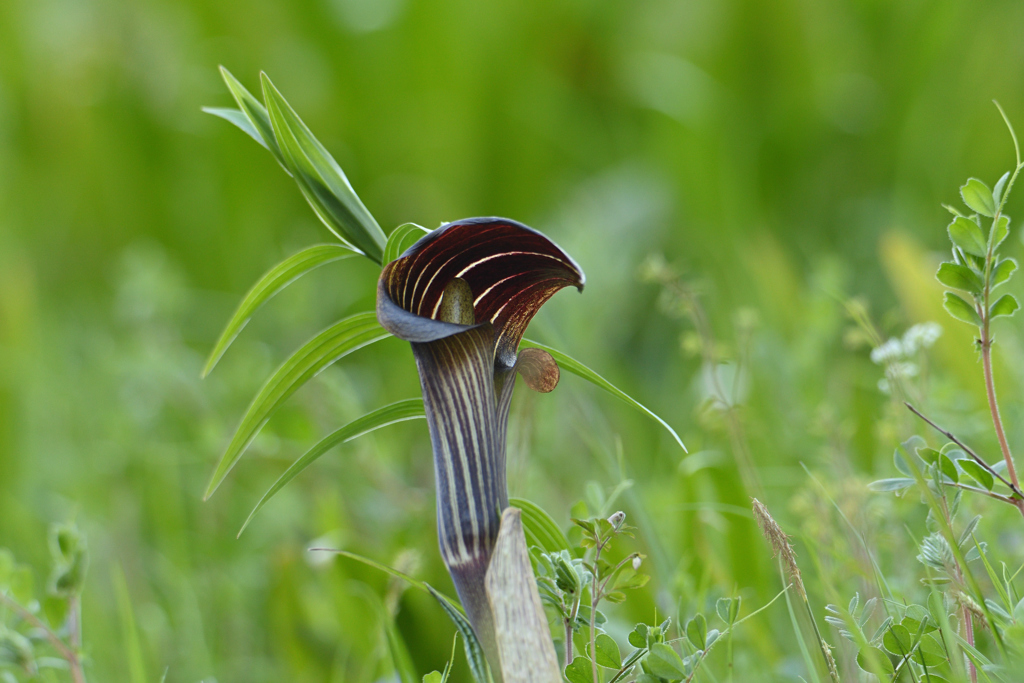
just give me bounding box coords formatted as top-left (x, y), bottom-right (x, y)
top-left (2, 0), bottom-right (1024, 680)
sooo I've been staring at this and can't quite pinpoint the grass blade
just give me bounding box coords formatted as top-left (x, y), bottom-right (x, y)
top-left (204, 313), bottom-right (390, 499)
top-left (426, 584), bottom-right (493, 683)
top-left (521, 339), bottom-right (686, 452)
top-left (509, 497), bottom-right (572, 554)
top-left (261, 72), bottom-right (387, 263)
top-left (203, 244), bottom-right (357, 377)
top-left (238, 399), bottom-right (425, 535)
top-left (383, 222), bottom-right (429, 265)
top-left (112, 565), bottom-right (147, 683)
top-left (216, 66), bottom-right (286, 168)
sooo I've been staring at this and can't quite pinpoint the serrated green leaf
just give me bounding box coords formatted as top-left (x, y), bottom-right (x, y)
top-left (564, 657), bottom-right (592, 683)
top-left (521, 339), bottom-right (686, 452)
top-left (994, 171), bottom-right (1011, 206)
top-left (203, 244), bottom-right (357, 377)
top-left (593, 633), bottom-right (622, 668)
top-left (942, 292), bottom-right (981, 326)
top-left (261, 73), bottom-right (386, 262)
top-left (958, 460), bottom-right (994, 491)
top-left (935, 262), bottom-right (983, 294)
top-left (993, 258), bottom-right (1017, 287)
top-left (216, 67), bottom-right (286, 168)
top-left (205, 313), bottom-right (390, 498)
top-left (646, 643), bottom-right (687, 678)
top-left (961, 178), bottom-right (996, 217)
top-left (990, 293), bottom-right (1019, 318)
top-left (868, 478), bottom-right (915, 492)
top-left (509, 497), bottom-right (572, 554)
top-left (384, 223), bottom-right (430, 265)
top-left (239, 400), bottom-right (425, 535)
top-left (948, 216), bottom-right (988, 256)
top-left (426, 585), bottom-right (492, 683)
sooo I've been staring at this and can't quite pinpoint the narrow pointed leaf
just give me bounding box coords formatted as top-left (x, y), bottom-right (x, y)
top-left (935, 262), bottom-right (983, 294)
top-left (217, 66), bottom-right (286, 168)
top-left (991, 215), bottom-right (1010, 249)
top-left (426, 584), bottom-right (493, 683)
top-left (521, 339), bottom-right (687, 452)
top-left (384, 223), bottom-right (430, 265)
top-left (385, 612), bottom-right (418, 683)
top-left (205, 313), bottom-right (390, 498)
top-left (509, 497), bottom-right (572, 554)
top-left (261, 73), bottom-right (386, 262)
top-left (202, 107), bottom-right (264, 146)
top-left (961, 178), bottom-right (995, 217)
top-left (942, 292), bottom-right (982, 326)
top-left (959, 460), bottom-right (994, 491)
top-left (239, 399), bottom-right (425, 535)
top-left (309, 548), bottom-right (429, 593)
top-left (203, 244), bottom-right (357, 377)
top-left (990, 294), bottom-right (1019, 318)
top-left (994, 171), bottom-right (1011, 206)
top-left (947, 216), bottom-right (988, 257)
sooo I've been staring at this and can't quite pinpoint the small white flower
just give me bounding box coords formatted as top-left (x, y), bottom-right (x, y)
top-left (870, 338), bottom-right (904, 365)
top-left (632, 556), bottom-right (642, 571)
top-left (889, 361), bottom-right (919, 379)
top-left (902, 322), bottom-right (942, 355)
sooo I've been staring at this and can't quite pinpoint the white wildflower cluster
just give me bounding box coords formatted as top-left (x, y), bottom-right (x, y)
top-left (870, 322), bottom-right (942, 394)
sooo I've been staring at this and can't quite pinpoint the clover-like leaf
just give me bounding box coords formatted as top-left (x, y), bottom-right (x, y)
top-left (993, 258), bottom-right (1018, 287)
top-left (646, 643), bottom-right (687, 678)
top-left (593, 633), bottom-right (622, 669)
top-left (990, 294), bottom-right (1019, 318)
top-left (961, 178), bottom-right (996, 217)
top-left (948, 216), bottom-right (988, 256)
top-left (942, 292), bottom-right (981, 326)
top-left (958, 460), bottom-right (994, 491)
top-left (935, 262), bottom-right (983, 294)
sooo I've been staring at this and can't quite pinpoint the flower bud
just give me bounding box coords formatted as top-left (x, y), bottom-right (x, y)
top-left (608, 511), bottom-right (626, 529)
top-left (632, 555), bottom-right (642, 571)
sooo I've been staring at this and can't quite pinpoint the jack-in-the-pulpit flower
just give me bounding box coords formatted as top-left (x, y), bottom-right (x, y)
top-left (377, 217), bottom-right (584, 679)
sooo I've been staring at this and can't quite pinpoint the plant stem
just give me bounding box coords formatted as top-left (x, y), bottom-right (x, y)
top-left (962, 604), bottom-right (977, 683)
top-left (979, 335), bottom-right (1024, 518)
top-left (590, 539), bottom-right (605, 683)
top-left (0, 592), bottom-right (86, 683)
top-left (565, 595), bottom-right (580, 668)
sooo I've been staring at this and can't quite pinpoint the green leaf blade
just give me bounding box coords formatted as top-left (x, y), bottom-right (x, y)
top-left (990, 294), bottom-right (1019, 318)
top-left (384, 223), bottom-right (430, 265)
top-left (947, 216), bottom-right (988, 257)
top-left (426, 585), bottom-right (493, 683)
top-left (204, 313), bottom-right (391, 499)
top-left (202, 107), bottom-right (266, 148)
top-left (935, 262), bottom-right (983, 294)
top-left (509, 497), bottom-right (572, 554)
top-left (942, 292), bottom-right (982, 326)
top-left (961, 178), bottom-right (996, 217)
top-left (993, 258), bottom-right (1017, 288)
top-left (521, 339), bottom-right (687, 452)
top-left (261, 73), bottom-right (387, 263)
top-left (203, 244), bottom-right (358, 377)
top-left (217, 67), bottom-right (287, 169)
top-left (238, 399), bottom-right (425, 535)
